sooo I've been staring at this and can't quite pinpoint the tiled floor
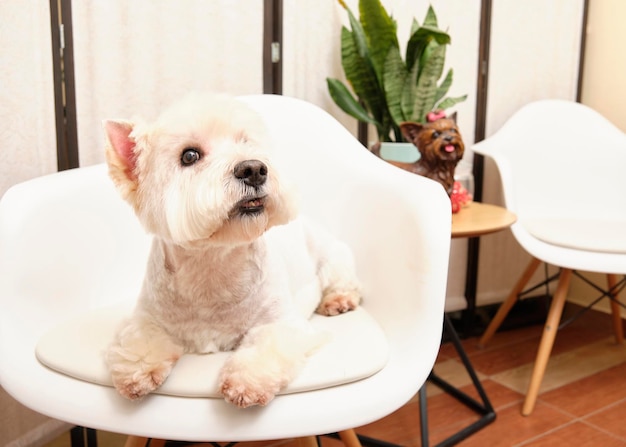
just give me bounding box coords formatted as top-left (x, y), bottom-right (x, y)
top-left (47, 304), bottom-right (626, 446)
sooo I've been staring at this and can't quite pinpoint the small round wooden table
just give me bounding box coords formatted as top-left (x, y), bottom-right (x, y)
top-left (450, 201), bottom-right (517, 332)
top-left (451, 201), bottom-right (517, 239)
top-left (422, 201), bottom-right (517, 446)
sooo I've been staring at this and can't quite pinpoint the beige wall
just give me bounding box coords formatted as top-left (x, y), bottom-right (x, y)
top-left (476, 0), bottom-right (585, 307)
top-left (570, 0), bottom-right (626, 314)
top-left (581, 0), bottom-right (626, 131)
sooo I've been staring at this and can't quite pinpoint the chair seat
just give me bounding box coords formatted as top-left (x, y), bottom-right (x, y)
top-left (523, 218), bottom-right (626, 254)
top-left (36, 304), bottom-right (389, 398)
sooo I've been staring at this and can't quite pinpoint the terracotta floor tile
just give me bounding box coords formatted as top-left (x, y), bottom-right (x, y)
top-left (490, 337), bottom-right (626, 395)
top-left (470, 317), bottom-right (616, 378)
top-left (467, 337), bottom-right (545, 376)
top-left (518, 421), bottom-right (626, 447)
top-left (456, 379), bottom-right (524, 410)
top-left (472, 323), bottom-right (544, 351)
top-left (354, 382), bottom-right (503, 445)
top-left (438, 337), bottom-right (481, 359)
top-left (584, 399), bottom-right (626, 440)
top-left (539, 362), bottom-right (626, 417)
top-left (354, 399), bottom-right (423, 446)
top-left (438, 402), bottom-right (572, 447)
top-left (429, 358), bottom-right (487, 397)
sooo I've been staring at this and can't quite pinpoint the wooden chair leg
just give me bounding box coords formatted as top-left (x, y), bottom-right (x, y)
top-left (297, 436), bottom-right (320, 447)
top-left (479, 257), bottom-right (541, 348)
top-left (522, 268), bottom-right (572, 416)
top-left (124, 437), bottom-right (149, 447)
top-left (124, 437), bottom-right (166, 447)
top-left (338, 429), bottom-right (362, 447)
top-left (607, 273), bottom-right (624, 344)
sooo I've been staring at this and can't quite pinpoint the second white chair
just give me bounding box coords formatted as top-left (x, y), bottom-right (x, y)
top-left (473, 99), bottom-right (626, 416)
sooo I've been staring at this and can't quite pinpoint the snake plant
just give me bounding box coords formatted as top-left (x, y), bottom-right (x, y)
top-left (327, 0), bottom-right (467, 142)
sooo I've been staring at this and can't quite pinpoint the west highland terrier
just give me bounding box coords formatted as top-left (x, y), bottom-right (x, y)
top-left (103, 93), bottom-right (362, 408)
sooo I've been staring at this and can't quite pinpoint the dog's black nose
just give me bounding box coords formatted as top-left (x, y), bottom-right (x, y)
top-left (234, 160), bottom-right (267, 187)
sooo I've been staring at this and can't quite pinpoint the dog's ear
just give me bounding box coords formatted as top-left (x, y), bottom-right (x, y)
top-left (399, 122), bottom-right (424, 144)
top-left (103, 119), bottom-right (139, 202)
top-left (104, 120), bottom-right (136, 172)
top-left (448, 112), bottom-right (458, 123)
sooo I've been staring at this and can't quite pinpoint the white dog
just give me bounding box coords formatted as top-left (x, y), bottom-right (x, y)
top-left (103, 93), bottom-right (362, 408)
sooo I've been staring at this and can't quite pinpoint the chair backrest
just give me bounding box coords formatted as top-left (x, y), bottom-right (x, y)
top-left (474, 99), bottom-right (626, 223)
top-left (240, 94), bottom-right (451, 328)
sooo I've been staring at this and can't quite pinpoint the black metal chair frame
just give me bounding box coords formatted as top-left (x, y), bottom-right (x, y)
top-left (350, 313), bottom-right (496, 447)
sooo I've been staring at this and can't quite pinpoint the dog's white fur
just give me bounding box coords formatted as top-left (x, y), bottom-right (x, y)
top-left (103, 93), bottom-right (362, 407)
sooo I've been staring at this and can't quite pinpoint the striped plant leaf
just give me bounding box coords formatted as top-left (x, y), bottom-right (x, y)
top-left (406, 25), bottom-right (450, 71)
top-left (436, 94), bottom-right (468, 111)
top-left (328, 0), bottom-right (467, 138)
top-left (383, 46), bottom-right (409, 127)
top-left (412, 43), bottom-right (446, 122)
top-left (359, 0), bottom-right (399, 85)
top-left (400, 56), bottom-right (419, 122)
top-left (433, 69), bottom-right (453, 105)
top-left (423, 5), bottom-right (438, 27)
top-left (327, 78), bottom-right (380, 125)
top-left (340, 27), bottom-right (386, 127)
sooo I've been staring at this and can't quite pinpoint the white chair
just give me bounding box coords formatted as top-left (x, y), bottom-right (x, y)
top-left (473, 99), bottom-right (626, 416)
top-left (0, 95), bottom-right (451, 446)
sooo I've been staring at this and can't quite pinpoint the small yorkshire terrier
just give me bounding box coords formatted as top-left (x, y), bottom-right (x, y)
top-left (399, 112), bottom-right (465, 196)
top-left (103, 93), bottom-right (362, 408)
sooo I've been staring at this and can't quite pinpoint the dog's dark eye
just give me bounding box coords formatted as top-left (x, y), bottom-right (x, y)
top-left (181, 148), bottom-right (201, 166)
top-left (432, 131), bottom-right (441, 138)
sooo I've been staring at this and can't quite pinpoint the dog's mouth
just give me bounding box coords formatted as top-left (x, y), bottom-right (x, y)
top-left (232, 196), bottom-right (267, 216)
top-left (440, 143), bottom-right (462, 160)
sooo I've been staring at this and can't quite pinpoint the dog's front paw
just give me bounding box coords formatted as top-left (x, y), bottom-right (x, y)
top-left (219, 373), bottom-right (280, 408)
top-left (317, 289), bottom-right (360, 316)
top-left (110, 361), bottom-right (175, 400)
top-left (105, 317), bottom-right (183, 400)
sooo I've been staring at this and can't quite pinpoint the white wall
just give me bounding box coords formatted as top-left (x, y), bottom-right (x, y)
top-left (71, 0), bottom-right (264, 166)
top-left (477, 0), bottom-right (585, 307)
top-left (0, 3), bottom-right (595, 443)
top-left (572, 0), bottom-right (626, 315)
top-left (0, 0), bottom-right (588, 313)
top-left (581, 0), bottom-right (626, 131)
top-left (0, 0), bottom-right (57, 197)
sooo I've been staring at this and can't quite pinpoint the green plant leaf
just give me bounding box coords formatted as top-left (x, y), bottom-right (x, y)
top-left (383, 46), bottom-right (408, 128)
top-left (339, 2), bottom-right (369, 59)
top-left (400, 57), bottom-right (419, 121)
top-left (436, 94), bottom-right (468, 111)
top-left (340, 27), bottom-right (386, 124)
top-left (434, 68), bottom-right (453, 105)
top-left (412, 43), bottom-right (446, 122)
top-left (406, 25), bottom-right (451, 72)
top-left (410, 17), bottom-right (420, 35)
top-left (329, 0), bottom-right (462, 139)
top-left (359, 0), bottom-right (399, 85)
top-left (327, 78), bottom-right (380, 126)
top-left (423, 5), bottom-right (438, 27)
